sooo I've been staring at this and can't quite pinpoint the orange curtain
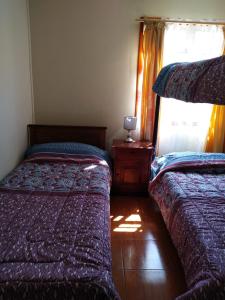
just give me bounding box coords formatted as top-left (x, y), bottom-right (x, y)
top-left (135, 22), bottom-right (165, 141)
top-left (205, 26), bottom-right (225, 153)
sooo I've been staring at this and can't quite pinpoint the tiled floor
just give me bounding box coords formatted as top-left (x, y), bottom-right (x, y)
top-left (110, 195), bottom-right (186, 300)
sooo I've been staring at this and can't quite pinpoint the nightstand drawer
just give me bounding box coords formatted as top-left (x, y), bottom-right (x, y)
top-left (114, 148), bottom-right (150, 162)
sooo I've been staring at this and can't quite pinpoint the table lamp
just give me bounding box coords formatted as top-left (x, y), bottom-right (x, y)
top-left (124, 116), bottom-right (137, 143)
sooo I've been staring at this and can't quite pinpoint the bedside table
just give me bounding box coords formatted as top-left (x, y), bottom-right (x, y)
top-left (111, 139), bottom-right (154, 195)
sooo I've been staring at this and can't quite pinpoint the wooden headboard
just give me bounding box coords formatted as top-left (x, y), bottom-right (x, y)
top-left (27, 125), bottom-right (107, 150)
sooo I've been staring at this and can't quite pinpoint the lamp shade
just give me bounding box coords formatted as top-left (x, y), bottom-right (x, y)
top-left (123, 116), bottom-right (137, 130)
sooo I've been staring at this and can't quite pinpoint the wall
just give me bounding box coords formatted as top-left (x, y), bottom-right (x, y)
top-left (0, 0), bottom-right (33, 179)
top-left (29, 0), bottom-right (225, 148)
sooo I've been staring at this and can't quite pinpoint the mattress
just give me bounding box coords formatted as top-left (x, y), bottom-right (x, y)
top-left (0, 152), bottom-right (119, 299)
top-left (149, 153), bottom-right (225, 299)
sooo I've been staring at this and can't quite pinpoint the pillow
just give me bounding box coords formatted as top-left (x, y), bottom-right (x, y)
top-left (25, 142), bottom-right (111, 167)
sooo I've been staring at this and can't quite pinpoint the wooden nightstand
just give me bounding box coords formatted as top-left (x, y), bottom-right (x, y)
top-left (111, 139), bottom-right (154, 195)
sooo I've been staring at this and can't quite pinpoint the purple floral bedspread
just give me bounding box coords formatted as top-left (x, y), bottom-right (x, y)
top-left (153, 55), bottom-right (225, 105)
top-left (0, 153), bottom-right (119, 300)
top-left (149, 160), bottom-right (225, 299)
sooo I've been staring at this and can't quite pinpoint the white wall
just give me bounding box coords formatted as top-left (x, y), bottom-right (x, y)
top-left (29, 0), bottom-right (225, 148)
top-left (0, 0), bottom-right (33, 179)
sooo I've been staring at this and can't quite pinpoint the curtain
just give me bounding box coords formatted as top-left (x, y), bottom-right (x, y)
top-left (157, 23), bottom-right (224, 155)
top-left (205, 26), bottom-right (225, 153)
top-left (135, 22), bottom-right (165, 141)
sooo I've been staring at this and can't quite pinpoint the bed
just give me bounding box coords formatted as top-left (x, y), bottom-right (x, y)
top-left (149, 56), bottom-right (225, 299)
top-left (0, 125), bottom-right (120, 300)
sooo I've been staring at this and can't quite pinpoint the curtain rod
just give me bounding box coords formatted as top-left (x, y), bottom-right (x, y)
top-left (136, 17), bottom-right (225, 26)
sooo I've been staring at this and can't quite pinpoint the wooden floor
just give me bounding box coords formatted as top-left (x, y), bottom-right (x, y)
top-left (110, 195), bottom-right (187, 300)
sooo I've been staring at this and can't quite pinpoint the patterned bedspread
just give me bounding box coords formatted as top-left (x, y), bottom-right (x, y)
top-left (153, 55), bottom-right (225, 104)
top-left (0, 153), bottom-right (119, 299)
top-left (149, 159), bottom-right (225, 299)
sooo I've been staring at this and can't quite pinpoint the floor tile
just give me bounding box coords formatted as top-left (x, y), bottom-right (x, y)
top-left (111, 196), bottom-right (167, 241)
top-left (122, 239), bottom-right (164, 270)
top-left (111, 221), bottom-right (168, 241)
top-left (124, 269), bottom-right (186, 300)
top-left (112, 268), bottom-right (126, 300)
top-left (111, 239), bottom-right (123, 269)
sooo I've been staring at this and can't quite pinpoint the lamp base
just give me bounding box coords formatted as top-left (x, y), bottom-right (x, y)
top-left (125, 137), bottom-right (135, 143)
top-left (124, 130), bottom-right (135, 143)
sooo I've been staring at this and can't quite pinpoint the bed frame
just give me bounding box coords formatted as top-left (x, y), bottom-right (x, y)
top-left (152, 94), bottom-right (161, 149)
top-left (27, 124), bottom-right (107, 149)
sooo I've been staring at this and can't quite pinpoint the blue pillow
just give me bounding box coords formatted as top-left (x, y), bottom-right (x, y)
top-left (25, 142), bottom-right (111, 167)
